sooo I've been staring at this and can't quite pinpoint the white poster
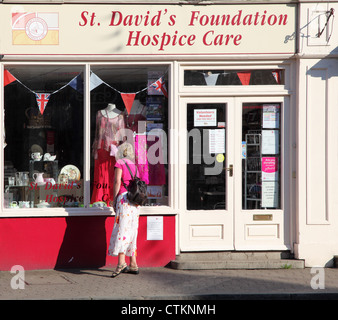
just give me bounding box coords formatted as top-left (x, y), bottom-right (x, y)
top-left (263, 104), bottom-right (280, 129)
top-left (262, 181), bottom-right (279, 208)
top-left (209, 129), bottom-right (225, 154)
top-left (194, 109), bottom-right (216, 127)
top-left (261, 130), bottom-right (279, 154)
top-left (147, 216), bottom-right (163, 240)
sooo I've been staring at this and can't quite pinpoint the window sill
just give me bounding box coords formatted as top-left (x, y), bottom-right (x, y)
top-left (0, 205), bottom-right (177, 218)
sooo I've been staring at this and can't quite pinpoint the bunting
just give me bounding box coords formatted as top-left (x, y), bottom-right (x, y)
top-left (35, 93), bottom-right (51, 115)
top-left (4, 70), bottom-right (16, 86)
top-left (151, 77), bottom-right (168, 98)
top-left (121, 93), bottom-right (136, 115)
top-left (3, 69), bottom-right (169, 115)
top-left (237, 71), bottom-right (251, 85)
top-left (272, 70), bottom-right (282, 85)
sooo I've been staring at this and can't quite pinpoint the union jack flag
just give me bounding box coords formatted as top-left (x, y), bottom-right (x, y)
top-left (35, 93), bottom-right (50, 115)
top-left (151, 77), bottom-right (168, 98)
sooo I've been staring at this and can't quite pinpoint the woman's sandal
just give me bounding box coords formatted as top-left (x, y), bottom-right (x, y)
top-left (111, 263), bottom-right (128, 278)
top-left (128, 265), bottom-right (139, 275)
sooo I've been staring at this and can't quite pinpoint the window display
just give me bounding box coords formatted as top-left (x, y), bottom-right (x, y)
top-left (242, 103), bottom-right (281, 209)
top-left (90, 65), bottom-right (169, 207)
top-left (3, 66), bottom-right (84, 209)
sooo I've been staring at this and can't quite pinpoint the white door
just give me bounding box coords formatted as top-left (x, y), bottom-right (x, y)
top-left (179, 97), bottom-right (235, 251)
top-left (179, 96), bottom-right (290, 251)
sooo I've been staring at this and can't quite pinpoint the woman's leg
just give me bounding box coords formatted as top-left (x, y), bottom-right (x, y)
top-left (118, 252), bottom-right (126, 266)
top-left (130, 255), bottom-right (137, 268)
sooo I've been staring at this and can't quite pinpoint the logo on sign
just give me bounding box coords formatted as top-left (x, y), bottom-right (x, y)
top-left (12, 12), bottom-right (59, 45)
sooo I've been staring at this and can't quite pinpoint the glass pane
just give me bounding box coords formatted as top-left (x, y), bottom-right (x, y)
top-left (242, 103), bottom-right (281, 210)
top-left (90, 65), bottom-right (169, 207)
top-left (4, 66), bottom-right (84, 209)
top-left (187, 103), bottom-right (226, 210)
top-left (184, 69), bottom-right (284, 86)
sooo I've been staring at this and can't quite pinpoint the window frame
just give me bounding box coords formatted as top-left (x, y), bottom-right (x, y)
top-left (1, 61), bottom-right (175, 217)
top-left (179, 62), bottom-right (292, 96)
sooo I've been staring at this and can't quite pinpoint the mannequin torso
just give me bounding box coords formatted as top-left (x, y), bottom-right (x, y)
top-left (101, 103), bottom-right (121, 118)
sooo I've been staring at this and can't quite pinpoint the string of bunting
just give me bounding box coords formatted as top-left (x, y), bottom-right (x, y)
top-left (3, 69), bottom-right (168, 115)
top-left (4, 68), bottom-right (281, 115)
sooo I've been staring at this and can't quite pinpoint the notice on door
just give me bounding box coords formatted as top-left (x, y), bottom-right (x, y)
top-left (194, 109), bottom-right (216, 127)
top-left (262, 157), bottom-right (278, 181)
top-left (262, 181), bottom-right (279, 208)
top-left (262, 130), bottom-right (279, 154)
top-left (209, 129), bottom-right (225, 154)
top-left (263, 104), bottom-right (280, 129)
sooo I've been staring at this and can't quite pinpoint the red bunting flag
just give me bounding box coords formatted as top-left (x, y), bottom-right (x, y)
top-left (35, 93), bottom-right (50, 115)
top-left (151, 77), bottom-right (168, 98)
top-left (4, 70), bottom-right (16, 86)
top-left (272, 70), bottom-right (282, 84)
top-left (121, 93), bottom-right (136, 115)
top-left (237, 72), bottom-right (251, 86)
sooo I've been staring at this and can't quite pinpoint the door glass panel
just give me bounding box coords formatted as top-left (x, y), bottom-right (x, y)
top-left (242, 103), bottom-right (281, 209)
top-left (187, 103), bottom-right (226, 210)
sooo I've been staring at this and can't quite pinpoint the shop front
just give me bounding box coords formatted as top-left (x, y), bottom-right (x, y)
top-left (0, 1), bottom-right (336, 269)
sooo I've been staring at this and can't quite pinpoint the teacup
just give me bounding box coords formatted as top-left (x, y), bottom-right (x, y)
top-left (19, 201), bottom-right (30, 208)
top-left (10, 201), bottom-right (18, 208)
top-left (44, 178), bottom-right (56, 185)
top-left (31, 152), bottom-right (42, 161)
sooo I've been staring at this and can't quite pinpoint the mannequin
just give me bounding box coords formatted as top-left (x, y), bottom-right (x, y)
top-left (101, 103), bottom-right (121, 119)
top-left (91, 103), bottom-right (125, 205)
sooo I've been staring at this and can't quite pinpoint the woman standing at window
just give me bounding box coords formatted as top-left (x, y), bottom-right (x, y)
top-left (108, 142), bottom-right (140, 277)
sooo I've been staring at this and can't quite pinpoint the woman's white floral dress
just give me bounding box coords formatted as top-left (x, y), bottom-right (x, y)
top-left (108, 192), bottom-right (140, 257)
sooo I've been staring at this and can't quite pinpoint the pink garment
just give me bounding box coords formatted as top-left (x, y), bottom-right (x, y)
top-left (135, 135), bottom-right (149, 184)
top-left (147, 136), bottom-right (166, 186)
top-left (92, 111), bottom-right (125, 159)
top-left (115, 158), bottom-right (138, 195)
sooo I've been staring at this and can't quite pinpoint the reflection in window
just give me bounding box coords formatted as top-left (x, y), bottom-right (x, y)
top-left (242, 103), bottom-right (281, 210)
top-left (4, 66), bottom-right (84, 209)
top-left (90, 65), bottom-right (169, 207)
top-left (184, 69), bottom-right (284, 86)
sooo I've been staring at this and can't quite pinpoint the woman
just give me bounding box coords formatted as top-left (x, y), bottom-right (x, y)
top-left (108, 142), bottom-right (140, 277)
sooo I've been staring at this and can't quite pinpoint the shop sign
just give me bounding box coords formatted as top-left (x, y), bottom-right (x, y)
top-left (0, 4), bottom-right (296, 55)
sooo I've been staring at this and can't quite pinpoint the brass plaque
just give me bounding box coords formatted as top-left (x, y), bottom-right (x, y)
top-left (253, 214), bottom-right (273, 221)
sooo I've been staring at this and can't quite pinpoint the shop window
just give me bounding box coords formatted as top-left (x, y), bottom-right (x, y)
top-left (242, 103), bottom-right (281, 209)
top-left (3, 66), bottom-right (84, 209)
top-left (90, 65), bottom-right (169, 207)
top-left (184, 69), bottom-right (284, 86)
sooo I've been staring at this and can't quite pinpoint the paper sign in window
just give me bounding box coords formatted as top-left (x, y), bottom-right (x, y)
top-left (209, 129), bottom-right (225, 154)
top-left (194, 109), bottom-right (216, 127)
top-left (262, 157), bottom-right (278, 181)
top-left (262, 130), bottom-right (279, 154)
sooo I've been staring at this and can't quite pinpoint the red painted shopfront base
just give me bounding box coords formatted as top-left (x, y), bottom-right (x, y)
top-left (0, 216), bottom-right (175, 271)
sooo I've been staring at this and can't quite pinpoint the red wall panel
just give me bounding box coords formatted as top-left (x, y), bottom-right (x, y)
top-left (0, 215), bottom-right (175, 270)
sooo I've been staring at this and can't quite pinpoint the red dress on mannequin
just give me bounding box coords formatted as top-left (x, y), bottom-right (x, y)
top-left (91, 110), bottom-right (125, 205)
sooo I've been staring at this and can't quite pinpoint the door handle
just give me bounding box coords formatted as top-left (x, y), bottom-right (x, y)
top-left (226, 164), bottom-right (233, 177)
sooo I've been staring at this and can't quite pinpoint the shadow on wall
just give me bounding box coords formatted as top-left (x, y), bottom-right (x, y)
top-left (54, 216), bottom-right (110, 269)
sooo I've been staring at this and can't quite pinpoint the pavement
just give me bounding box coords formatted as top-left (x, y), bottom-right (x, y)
top-left (1, 266), bottom-right (338, 300)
